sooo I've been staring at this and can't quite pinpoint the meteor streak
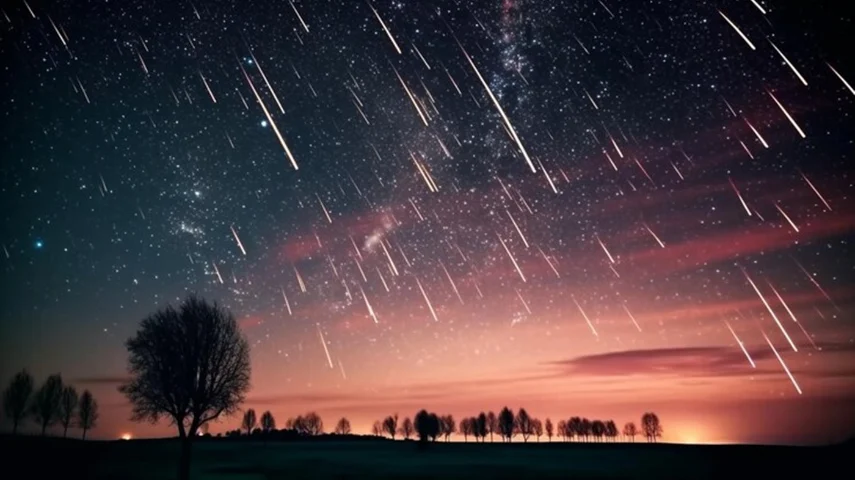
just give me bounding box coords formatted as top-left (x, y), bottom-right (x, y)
top-left (762, 331), bottom-right (802, 394)
top-left (240, 64), bottom-right (299, 170)
top-left (368, 2), bottom-right (401, 54)
top-left (799, 171), bottom-right (831, 211)
top-left (457, 43), bottom-right (536, 173)
top-left (316, 324), bottom-right (334, 369)
top-left (768, 39), bottom-right (808, 86)
top-left (289, 0), bottom-right (309, 32)
top-left (827, 63), bottom-right (855, 96)
top-left (595, 234), bottom-right (616, 264)
top-left (506, 209), bottom-right (529, 248)
top-left (497, 233), bottom-right (526, 282)
top-left (775, 203), bottom-right (799, 233)
top-left (767, 91), bottom-right (806, 138)
top-left (281, 288), bottom-right (292, 316)
top-left (572, 296), bottom-right (599, 338)
top-left (643, 223), bottom-right (665, 248)
top-left (622, 304), bottom-right (642, 332)
top-left (740, 268), bottom-right (798, 352)
top-left (724, 319), bottom-right (755, 368)
top-left (414, 275), bottom-right (438, 322)
top-left (230, 225), bottom-right (246, 255)
top-left (728, 177), bottom-right (752, 216)
top-left (719, 10), bottom-right (756, 50)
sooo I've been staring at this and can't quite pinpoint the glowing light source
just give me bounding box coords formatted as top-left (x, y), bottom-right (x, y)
top-left (120, 433), bottom-right (132, 440)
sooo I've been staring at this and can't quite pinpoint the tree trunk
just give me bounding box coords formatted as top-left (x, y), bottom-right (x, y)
top-left (12, 419), bottom-right (18, 435)
top-left (82, 428), bottom-right (88, 440)
top-left (41, 422), bottom-right (47, 436)
top-left (64, 425), bottom-right (69, 437)
top-left (178, 437), bottom-right (193, 480)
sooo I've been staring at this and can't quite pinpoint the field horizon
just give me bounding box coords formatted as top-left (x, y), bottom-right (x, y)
top-left (5, 434), bottom-right (849, 479)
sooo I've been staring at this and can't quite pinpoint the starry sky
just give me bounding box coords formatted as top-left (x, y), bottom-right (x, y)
top-left (2, 0), bottom-right (854, 444)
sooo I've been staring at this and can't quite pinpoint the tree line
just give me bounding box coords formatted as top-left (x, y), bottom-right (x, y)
top-left (3, 370), bottom-right (99, 439)
top-left (216, 407), bottom-right (662, 444)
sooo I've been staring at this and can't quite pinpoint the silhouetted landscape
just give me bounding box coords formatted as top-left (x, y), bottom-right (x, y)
top-left (4, 295), bottom-right (851, 479)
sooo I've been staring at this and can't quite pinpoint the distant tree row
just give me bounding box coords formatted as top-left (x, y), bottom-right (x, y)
top-left (3, 370), bottom-right (99, 439)
top-left (368, 408), bottom-right (662, 443)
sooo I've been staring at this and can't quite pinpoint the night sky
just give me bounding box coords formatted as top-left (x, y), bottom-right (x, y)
top-left (2, 0), bottom-right (854, 444)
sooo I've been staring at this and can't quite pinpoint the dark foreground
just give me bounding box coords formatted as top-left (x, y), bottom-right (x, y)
top-left (4, 436), bottom-right (849, 480)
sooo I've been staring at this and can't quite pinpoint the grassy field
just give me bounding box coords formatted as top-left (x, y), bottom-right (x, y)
top-left (4, 435), bottom-right (848, 479)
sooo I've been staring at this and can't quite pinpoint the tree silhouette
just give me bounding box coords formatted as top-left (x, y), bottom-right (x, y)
top-left (260, 410), bottom-right (276, 432)
top-left (556, 420), bottom-right (567, 441)
top-left (382, 414), bottom-right (398, 439)
top-left (371, 420), bottom-right (383, 436)
top-left (498, 407), bottom-right (514, 442)
top-left (460, 417), bottom-right (472, 442)
top-left (545, 418), bottom-right (554, 442)
top-left (59, 385), bottom-right (79, 438)
top-left (3, 369), bottom-right (33, 435)
top-left (77, 390), bottom-right (98, 440)
top-left (414, 409), bottom-right (440, 443)
top-left (242, 409), bottom-right (257, 435)
top-left (428, 413), bottom-right (440, 441)
top-left (119, 295), bottom-right (251, 480)
top-left (300, 411), bottom-right (323, 435)
top-left (486, 411), bottom-right (497, 442)
top-left (569, 417), bottom-right (582, 442)
top-left (533, 418), bottom-right (543, 442)
top-left (592, 420), bottom-right (605, 442)
top-left (516, 408), bottom-right (533, 442)
top-left (641, 412), bottom-right (662, 443)
top-left (399, 416), bottom-right (414, 439)
top-left (580, 418), bottom-right (592, 442)
top-left (476, 412), bottom-right (487, 442)
top-left (31, 373), bottom-right (63, 436)
top-left (623, 421), bottom-right (638, 442)
top-left (334, 417), bottom-right (351, 435)
top-left (605, 420), bottom-right (618, 442)
top-left (440, 414), bottom-right (455, 441)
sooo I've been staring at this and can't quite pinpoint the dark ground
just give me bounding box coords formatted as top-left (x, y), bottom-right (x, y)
top-left (2, 435), bottom-right (850, 479)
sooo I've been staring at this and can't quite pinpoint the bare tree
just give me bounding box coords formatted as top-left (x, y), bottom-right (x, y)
top-left (260, 410), bottom-right (276, 432)
top-left (641, 412), bottom-right (662, 443)
top-left (119, 295), bottom-right (251, 480)
top-left (59, 385), bottom-right (79, 437)
top-left (486, 411), bottom-right (497, 442)
top-left (556, 420), bottom-right (567, 441)
top-left (516, 408), bottom-right (533, 442)
top-left (399, 417), bottom-right (414, 439)
top-left (382, 413), bottom-right (399, 439)
top-left (334, 417), bottom-right (351, 435)
top-left (31, 374), bottom-right (64, 436)
top-left (242, 409), bottom-right (257, 435)
top-left (460, 417), bottom-right (472, 442)
top-left (440, 414), bottom-right (456, 441)
top-left (498, 407), bottom-right (515, 442)
top-left (533, 418), bottom-right (543, 442)
top-left (605, 420), bottom-right (618, 442)
top-left (3, 369), bottom-right (33, 435)
top-left (77, 390), bottom-right (98, 440)
top-left (545, 418), bottom-right (554, 442)
top-left (304, 411), bottom-right (324, 435)
top-left (623, 421), bottom-right (638, 442)
top-left (371, 420), bottom-right (383, 436)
